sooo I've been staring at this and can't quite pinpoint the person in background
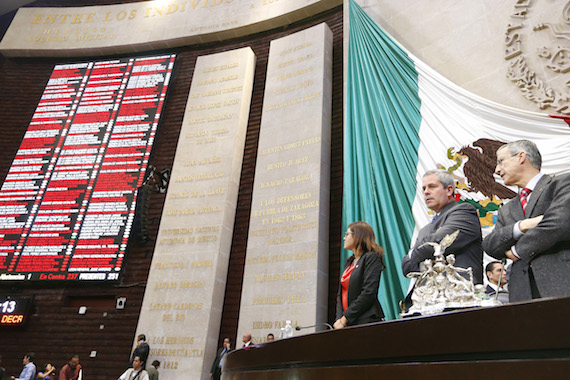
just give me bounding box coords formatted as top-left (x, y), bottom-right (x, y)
top-left (334, 221), bottom-right (385, 329)
top-left (485, 261), bottom-right (509, 303)
top-left (37, 363), bottom-right (56, 380)
top-left (146, 360), bottom-right (159, 380)
top-left (266, 333), bottom-right (275, 342)
top-left (58, 355), bottom-right (81, 380)
top-left (241, 333), bottom-right (252, 348)
top-left (11, 352), bottom-right (36, 380)
top-left (119, 356), bottom-right (148, 380)
top-left (130, 334), bottom-right (150, 369)
top-left (210, 337), bottom-right (232, 380)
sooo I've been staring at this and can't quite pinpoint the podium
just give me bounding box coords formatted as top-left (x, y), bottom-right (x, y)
top-left (223, 297), bottom-right (570, 379)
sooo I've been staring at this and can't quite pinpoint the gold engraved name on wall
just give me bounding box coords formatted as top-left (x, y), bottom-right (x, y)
top-left (505, 0), bottom-right (570, 114)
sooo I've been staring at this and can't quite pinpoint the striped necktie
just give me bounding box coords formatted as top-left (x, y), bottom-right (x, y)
top-left (520, 188), bottom-right (531, 214)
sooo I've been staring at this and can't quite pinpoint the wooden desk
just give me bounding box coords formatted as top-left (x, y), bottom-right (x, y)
top-left (223, 297), bottom-right (570, 379)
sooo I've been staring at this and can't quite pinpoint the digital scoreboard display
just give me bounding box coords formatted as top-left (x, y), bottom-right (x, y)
top-left (0, 54), bottom-right (176, 281)
top-left (0, 296), bottom-right (32, 326)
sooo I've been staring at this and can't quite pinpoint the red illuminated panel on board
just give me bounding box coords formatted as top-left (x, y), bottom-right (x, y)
top-left (0, 54), bottom-right (176, 282)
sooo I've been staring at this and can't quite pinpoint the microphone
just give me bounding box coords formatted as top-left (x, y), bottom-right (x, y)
top-left (295, 323), bottom-right (333, 331)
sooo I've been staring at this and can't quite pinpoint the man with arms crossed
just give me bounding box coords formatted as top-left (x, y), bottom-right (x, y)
top-left (482, 140), bottom-right (570, 302)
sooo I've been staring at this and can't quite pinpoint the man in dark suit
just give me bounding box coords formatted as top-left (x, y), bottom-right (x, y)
top-left (129, 334), bottom-right (150, 369)
top-left (210, 337), bottom-right (232, 380)
top-left (402, 169), bottom-right (484, 284)
top-left (482, 140), bottom-right (570, 302)
top-left (484, 261), bottom-right (509, 303)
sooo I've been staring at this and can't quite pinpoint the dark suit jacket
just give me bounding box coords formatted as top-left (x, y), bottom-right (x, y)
top-left (130, 342), bottom-right (150, 367)
top-left (482, 174), bottom-right (570, 302)
top-left (336, 251), bottom-right (385, 325)
top-left (210, 347), bottom-right (232, 378)
top-left (402, 201), bottom-right (484, 284)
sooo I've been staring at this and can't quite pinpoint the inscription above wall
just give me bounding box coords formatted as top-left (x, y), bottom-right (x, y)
top-left (0, 0), bottom-right (340, 57)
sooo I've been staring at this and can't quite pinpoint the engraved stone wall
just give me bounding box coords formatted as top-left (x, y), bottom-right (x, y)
top-left (134, 47), bottom-right (256, 380)
top-left (236, 23), bottom-right (333, 344)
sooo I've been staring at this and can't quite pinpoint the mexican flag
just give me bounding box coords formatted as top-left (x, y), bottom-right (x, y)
top-left (343, 0), bottom-right (570, 320)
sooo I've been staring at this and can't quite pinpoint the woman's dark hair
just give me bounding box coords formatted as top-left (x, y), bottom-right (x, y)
top-left (347, 221), bottom-right (385, 265)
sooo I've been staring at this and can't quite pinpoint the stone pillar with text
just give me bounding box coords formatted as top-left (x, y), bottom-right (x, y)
top-left (134, 47), bottom-right (256, 379)
top-left (237, 23), bottom-right (333, 344)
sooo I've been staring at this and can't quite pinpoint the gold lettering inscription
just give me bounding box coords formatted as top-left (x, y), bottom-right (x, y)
top-left (185, 156), bottom-right (222, 166)
top-left (278, 59), bottom-right (295, 69)
top-left (180, 281), bottom-right (205, 288)
top-left (246, 251), bottom-right (316, 265)
top-left (208, 114), bottom-right (232, 122)
top-left (166, 336), bottom-right (195, 344)
top-left (198, 206), bottom-right (221, 213)
top-left (186, 130), bottom-right (209, 138)
top-left (187, 102), bottom-right (221, 111)
top-left (32, 13), bottom-right (96, 24)
top-left (252, 200), bottom-right (318, 217)
top-left (162, 361), bottom-right (179, 369)
top-left (259, 174), bottom-right (312, 189)
top-left (255, 271), bottom-right (305, 283)
top-left (174, 172), bottom-right (224, 182)
top-left (188, 118), bottom-right (207, 124)
top-left (252, 295), bottom-right (306, 305)
top-left (261, 213), bottom-right (306, 225)
top-left (265, 91), bottom-right (321, 111)
top-left (152, 336), bottom-right (196, 345)
top-left (268, 236), bottom-right (295, 245)
top-left (151, 303), bottom-right (172, 310)
top-left (200, 86), bottom-right (242, 97)
top-left (275, 85), bottom-right (295, 95)
top-left (173, 302), bottom-right (203, 310)
top-left (162, 228), bottom-right (194, 235)
top-left (159, 237), bottom-right (187, 245)
top-left (197, 235), bottom-right (217, 242)
top-left (191, 260), bottom-right (213, 267)
top-left (276, 192), bottom-right (311, 204)
top-left (252, 320), bottom-right (299, 329)
top-left (250, 222), bottom-right (317, 237)
top-left (297, 53), bottom-right (313, 63)
top-left (260, 137), bottom-right (321, 155)
top-left (277, 66), bottom-right (313, 81)
top-left (280, 41), bottom-right (312, 56)
top-left (155, 281), bottom-right (178, 289)
top-left (154, 261), bottom-right (189, 269)
top-left (149, 348), bottom-right (203, 358)
top-left (195, 225), bottom-right (220, 232)
top-left (221, 62), bottom-right (238, 70)
top-left (163, 208), bottom-right (198, 216)
top-left (198, 75), bottom-right (238, 85)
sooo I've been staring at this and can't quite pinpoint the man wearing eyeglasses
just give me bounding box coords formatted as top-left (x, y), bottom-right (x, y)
top-left (483, 140), bottom-right (570, 302)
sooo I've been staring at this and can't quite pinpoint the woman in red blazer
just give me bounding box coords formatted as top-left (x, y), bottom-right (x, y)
top-left (334, 221), bottom-right (385, 328)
